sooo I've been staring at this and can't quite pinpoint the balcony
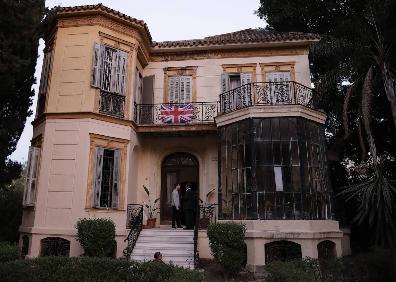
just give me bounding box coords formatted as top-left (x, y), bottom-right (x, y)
top-left (219, 81), bottom-right (319, 114)
top-left (99, 91), bottom-right (125, 118)
top-left (133, 102), bottom-right (218, 126)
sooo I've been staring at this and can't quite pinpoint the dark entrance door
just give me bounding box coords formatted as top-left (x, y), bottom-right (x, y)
top-left (161, 153), bottom-right (199, 224)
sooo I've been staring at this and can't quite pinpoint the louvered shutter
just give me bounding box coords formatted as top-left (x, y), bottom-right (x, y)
top-left (115, 50), bottom-right (128, 95)
top-left (39, 50), bottom-right (54, 96)
top-left (91, 43), bottom-right (103, 88)
top-left (240, 73), bottom-right (253, 107)
top-left (168, 76), bottom-right (179, 103)
top-left (240, 72), bottom-right (252, 85)
top-left (109, 50), bottom-right (118, 93)
top-left (266, 72), bottom-right (290, 82)
top-left (221, 73), bottom-right (230, 93)
top-left (179, 76), bottom-right (192, 104)
top-left (134, 69), bottom-right (140, 104)
top-left (112, 150), bottom-right (121, 208)
top-left (266, 72), bottom-right (291, 103)
top-left (23, 147), bottom-right (40, 206)
top-left (221, 73), bottom-right (230, 112)
top-left (93, 147), bottom-right (104, 207)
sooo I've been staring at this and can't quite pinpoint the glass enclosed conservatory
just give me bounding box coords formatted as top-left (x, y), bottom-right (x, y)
top-left (218, 117), bottom-right (332, 220)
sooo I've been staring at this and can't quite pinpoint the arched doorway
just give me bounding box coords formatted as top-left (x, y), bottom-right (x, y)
top-left (161, 152), bottom-right (199, 224)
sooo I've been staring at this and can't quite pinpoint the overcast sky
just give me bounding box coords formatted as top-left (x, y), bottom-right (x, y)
top-left (9, 0), bottom-right (264, 162)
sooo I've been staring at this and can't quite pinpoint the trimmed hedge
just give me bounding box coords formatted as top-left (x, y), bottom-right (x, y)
top-left (76, 218), bottom-right (116, 257)
top-left (0, 257), bottom-right (203, 282)
top-left (0, 242), bottom-right (20, 263)
top-left (265, 249), bottom-right (396, 282)
top-left (207, 222), bottom-right (246, 277)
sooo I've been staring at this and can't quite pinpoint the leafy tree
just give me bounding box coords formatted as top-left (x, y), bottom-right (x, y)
top-left (0, 0), bottom-right (45, 189)
top-left (256, 0), bottom-right (396, 247)
top-left (0, 165), bottom-right (25, 242)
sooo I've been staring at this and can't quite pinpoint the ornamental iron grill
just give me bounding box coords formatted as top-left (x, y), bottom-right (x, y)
top-left (134, 102), bottom-right (218, 125)
top-left (265, 240), bottom-right (302, 264)
top-left (219, 81), bottom-right (320, 114)
top-left (124, 204), bottom-right (143, 260)
top-left (40, 237), bottom-right (70, 257)
top-left (99, 91), bottom-right (125, 118)
top-left (198, 204), bottom-right (217, 229)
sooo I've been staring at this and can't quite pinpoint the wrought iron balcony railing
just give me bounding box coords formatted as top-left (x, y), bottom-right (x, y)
top-left (219, 81), bottom-right (319, 114)
top-left (134, 102), bottom-right (218, 125)
top-left (99, 91), bottom-right (125, 118)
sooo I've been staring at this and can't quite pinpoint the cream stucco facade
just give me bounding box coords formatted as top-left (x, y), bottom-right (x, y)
top-left (20, 4), bottom-right (350, 271)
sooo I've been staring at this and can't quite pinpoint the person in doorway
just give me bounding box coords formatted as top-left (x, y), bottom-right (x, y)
top-left (153, 251), bottom-right (164, 263)
top-left (182, 183), bottom-right (196, 230)
top-left (171, 183), bottom-right (182, 229)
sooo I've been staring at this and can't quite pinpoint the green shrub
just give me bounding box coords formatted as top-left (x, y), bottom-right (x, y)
top-left (265, 249), bottom-right (396, 282)
top-left (75, 218), bottom-right (116, 257)
top-left (0, 242), bottom-right (20, 262)
top-left (207, 222), bottom-right (246, 277)
top-left (0, 257), bottom-right (203, 282)
top-left (265, 259), bottom-right (316, 282)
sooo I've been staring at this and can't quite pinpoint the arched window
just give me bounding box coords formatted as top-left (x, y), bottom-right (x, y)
top-left (317, 240), bottom-right (336, 260)
top-left (40, 237), bottom-right (70, 257)
top-left (265, 240), bottom-right (302, 264)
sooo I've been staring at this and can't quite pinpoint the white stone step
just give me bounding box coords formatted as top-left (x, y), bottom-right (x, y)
top-left (131, 228), bottom-right (195, 269)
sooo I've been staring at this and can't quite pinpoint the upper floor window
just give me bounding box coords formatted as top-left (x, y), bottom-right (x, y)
top-left (23, 146), bottom-right (41, 206)
top-left (168, 76), bottom-right (192, 104)
top-left (266, 71), bottom-right (292, 104)
top-left (134, 69), bottom-right (143, 104)
top-left (164, 67), bottom-right (197, 104)
top-left (37, 49), bottom-right (54, 116)
top-left (221, 72), bottom-right (253, 92)
top-left (91, 43), bottom-right (128, 96)
top-left (93, 147), bottom-right (121, 208)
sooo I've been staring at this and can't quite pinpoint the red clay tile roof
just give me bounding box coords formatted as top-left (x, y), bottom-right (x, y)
top-left (54, 5), bottom-right (319, 49)
top-left (153, 28), bottom-right (320, 48)
top-left (54, 4), bottom-right (152, 42)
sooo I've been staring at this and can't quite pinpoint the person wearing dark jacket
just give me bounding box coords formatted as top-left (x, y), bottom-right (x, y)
top-left (182, 184), bottom-right (195, 229)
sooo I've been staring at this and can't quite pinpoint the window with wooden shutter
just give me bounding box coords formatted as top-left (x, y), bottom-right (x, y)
top-left (168, 76), bottom-right (179, 103)
top-left (23, 147), bottom-right (41, 206)
top-left (91, 43), bottom-right (128, 96)
top-left (93, 147), bottom-right (121, 208)
top-left (167, 76), bottom-right (192, 104)
top-left (239, 72), bottom-right (253, 108)
top-left (112, 150), bottom-right (121, 208)
top-left (39, 49), bottom-right (54, 97)
top-left (266, 72), bottom-right (290, 82)
top-left (221, 73), bottom-right (230, 93)
top-left (180, 76), bottom-right (192, 104)
top-left (93, 147), bottom-right (104, 207)
top-left (266, 72), bottom-right (291, 103)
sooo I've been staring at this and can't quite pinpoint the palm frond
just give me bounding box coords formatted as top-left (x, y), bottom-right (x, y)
top-left (361, 67), bottom-right (378, 163)
top-left (338, 167), bottom-right (396, 247)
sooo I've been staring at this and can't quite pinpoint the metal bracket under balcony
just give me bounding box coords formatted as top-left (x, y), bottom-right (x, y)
top-left (99, 91), bottom-right (125, 118)
top-left (219, 81), bottom-right (320, 114)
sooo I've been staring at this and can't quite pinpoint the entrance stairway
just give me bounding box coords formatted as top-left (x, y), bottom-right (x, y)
top-left (130, 227), bottom-right (194, 269)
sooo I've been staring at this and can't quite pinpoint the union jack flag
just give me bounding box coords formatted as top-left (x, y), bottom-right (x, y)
top-left (159, 104), bottom-right (193, 124)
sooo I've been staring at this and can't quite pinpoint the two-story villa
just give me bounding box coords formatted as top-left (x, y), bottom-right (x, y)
top-left (20, 4), bottom-right (350, 272)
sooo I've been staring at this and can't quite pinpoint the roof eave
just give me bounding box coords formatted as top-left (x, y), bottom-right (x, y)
top-left (151, 39), bottom-right (319, 53)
